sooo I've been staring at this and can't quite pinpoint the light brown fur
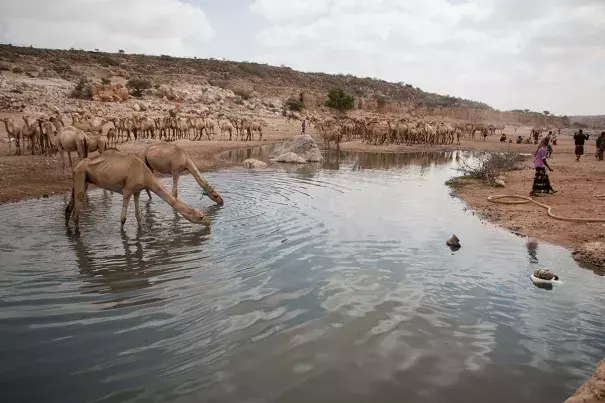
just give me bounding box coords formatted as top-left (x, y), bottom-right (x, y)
top-left (65, 149), bottom-right (211, 231)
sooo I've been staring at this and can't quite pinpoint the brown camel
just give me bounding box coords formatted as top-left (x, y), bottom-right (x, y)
top-left (139, 142), bottom-right (224, 204)
top-left (1, 117), bottom-right (22, 155)
top-left (50, 117), bottom-right (89, 171)
top-left (65, 149), bottom-right (211, 231)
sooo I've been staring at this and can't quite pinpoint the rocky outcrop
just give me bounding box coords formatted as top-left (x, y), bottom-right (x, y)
top-left (275, 152), bottom-right (307, 164)
top-left (565, 360), bottom-right (605, 403)
top-left (270, 134), bottom-right (324, 163)
top-left (572, 242), bottom-right (605, 269)
top-left (91, 83), bottom-right (129, 102)
top-left (242, 159), bottom-right (267, 168)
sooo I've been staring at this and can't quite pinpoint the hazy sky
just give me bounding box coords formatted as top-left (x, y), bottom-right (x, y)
top-left (1, 0), bottom-right (603, 115)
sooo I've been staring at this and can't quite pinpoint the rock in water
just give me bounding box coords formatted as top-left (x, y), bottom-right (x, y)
top-left (533, 268), bottom-right (555, 280)
top-left (446, 234), bottom-right (461, 248)
top-left (572, 242), bottom-right (605, 270)
top-left (270, 134), bottom-right (324, 163)
top-left (565, 360), bottom-right (605, 403)
top-left (242, 159), bottom-right (267, 169)
top-left (275, 152), bottom-right (306, 164)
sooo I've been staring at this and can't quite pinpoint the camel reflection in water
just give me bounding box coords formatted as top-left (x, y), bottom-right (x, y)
top-left (67, 196), bottom-right (213, 309)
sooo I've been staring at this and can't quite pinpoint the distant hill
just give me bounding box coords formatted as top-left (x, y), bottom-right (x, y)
top-left (0, 44), bottom-right (489, 110)
top-left (0, 44), bottom-right (578, 128)
top-left (570, 115), bottom-right (605, 129)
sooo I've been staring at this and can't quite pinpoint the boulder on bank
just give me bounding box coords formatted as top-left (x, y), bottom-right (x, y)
top-left (275, 152), bottom-right (306, 164)
top-left (572, 242), bottom-right (605, 269)
top-left (270, 134), bottom-right (324, 163)
top-left (242, 159), bottom-right (267, 169)
top-left (565, 360), bottom-right (605, 403)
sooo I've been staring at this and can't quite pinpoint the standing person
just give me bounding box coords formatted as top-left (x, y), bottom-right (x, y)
top-left (574, 129), bottom-right (589, 161)
top-left (546, 131), bottom-right (553, 157)
top-left (530, 137), bottom-right (557, 196)
top-left (301, 119), bottom-right (306, 135)
top-left (596, 132), bottom-right (605, 161)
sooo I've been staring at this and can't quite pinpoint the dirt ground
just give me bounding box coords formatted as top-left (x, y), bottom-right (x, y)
top-left (2, 120), bottom-right (604, 252)
top-left (444, 133), bottom-right (605, 251)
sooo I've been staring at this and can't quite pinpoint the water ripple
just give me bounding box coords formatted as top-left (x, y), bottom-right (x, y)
top-left (0, 149), bottom-right (604, 403)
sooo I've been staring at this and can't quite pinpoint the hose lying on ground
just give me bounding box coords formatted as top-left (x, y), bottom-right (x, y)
top-left (487, 195), bottom-right (605, 223)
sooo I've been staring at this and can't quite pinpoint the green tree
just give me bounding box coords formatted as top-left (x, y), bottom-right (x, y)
top-left (126, 78), bottom-right (152, 97)
top-left (543, 110), bottom-right (550, 116)
top-left (324, 87), bottom-right (355, 111)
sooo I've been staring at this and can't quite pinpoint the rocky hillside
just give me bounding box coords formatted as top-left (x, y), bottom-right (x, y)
top-left (0, 45), bottom-right (487, 108)
top-left (0, 44), bottom-right (573, 128)
top-left (570, 115), bottom-right (605, 129)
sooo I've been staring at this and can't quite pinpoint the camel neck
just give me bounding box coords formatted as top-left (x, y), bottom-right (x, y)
top-left (148, 181), bottom-right (195, 221)
top-left (186, 160), bottom-right (213, 194)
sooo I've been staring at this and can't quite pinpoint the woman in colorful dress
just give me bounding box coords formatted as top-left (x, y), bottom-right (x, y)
top-left (530, 137), bottom-right (557, 196)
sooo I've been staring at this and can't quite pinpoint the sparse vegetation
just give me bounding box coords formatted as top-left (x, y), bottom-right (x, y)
top-left (375, 94), bottom-right (387, 111)
top-left (458, 152), bottom-right (525, 185)
top-left (71, 76), bottom-right (93, 99)
top-left (233, 87), bottom-right (252, 100)
top-left (101, 77), bottom-right (111, 85)
top-left (285, 98), bottom-right (305, 111)
top-left (11, 65), bottom-right (23, 74)
top-left (325, 87), bottom-right (355, 111)
top-left (126, 78), bottom-right (152, 97)
top-left (234, 97), bottom-right (244, 105)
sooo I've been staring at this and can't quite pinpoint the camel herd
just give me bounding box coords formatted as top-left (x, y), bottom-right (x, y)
top-left (1, 112), bottom-right (268, 165)
top-left (300, 114), bottom-right (508, 149)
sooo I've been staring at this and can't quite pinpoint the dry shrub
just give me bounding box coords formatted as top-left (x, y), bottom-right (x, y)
top-left (71, 76), bottom-right (93, 99)
top-left (233, 87), bottom-right (252, 100)
top-left (458, 152), bottom-right (525, 185)
top-left (11, 65), bottom-right (24, 74)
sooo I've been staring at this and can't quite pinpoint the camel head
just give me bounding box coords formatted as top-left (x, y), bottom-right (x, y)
top-left (205, 187), bottom-right (224, 205)
top-left (182, 208), bottom-right (211, 227)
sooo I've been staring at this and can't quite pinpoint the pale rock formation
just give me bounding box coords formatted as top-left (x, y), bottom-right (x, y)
top-left (242, 159), bottom-right (267, 168)
top-left (270, 134), bottom-right (324, 163)
top-left (275, 152), bottom-right (306, 164)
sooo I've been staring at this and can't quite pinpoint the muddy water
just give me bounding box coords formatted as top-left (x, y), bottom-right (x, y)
top-left (1, 150), bottom-right (604, 403)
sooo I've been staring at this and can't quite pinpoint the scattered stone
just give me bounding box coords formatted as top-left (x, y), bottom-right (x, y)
top-left (275, 152), bottom-right (307, 164)
top-left (494, 176), bottom-right (506, 187)
top-left (242, 159), bottom-right (267, 169)
top-left (132, 103), bottom-right (141, 112)
top-left (572, 242), bottom-right (605, 269)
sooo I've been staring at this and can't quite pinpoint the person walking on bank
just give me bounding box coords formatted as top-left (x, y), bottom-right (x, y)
top-left (301, 119), bottom-right (306, 135)
top-left (574, 129), bottom-right (589, 162)
top-left (530, 137), bottom-right (557, 196)
top-left (596, 132), bottom-right (605, 161)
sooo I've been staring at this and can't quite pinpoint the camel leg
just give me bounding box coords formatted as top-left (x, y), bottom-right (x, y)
top-left (172, 171), bottom-right (180, 199)
top-left (146, 188), bottom-right (152, 200)
top-left (66, 165), bottom-right (87, 231)
top-left (120, 192), bottom-right (132, 228)
top-left (68, 152), bottom-right (74, 171)
top-left (134, 192), bottom-right (142, 225)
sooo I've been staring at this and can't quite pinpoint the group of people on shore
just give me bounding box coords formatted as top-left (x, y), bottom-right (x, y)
top-left (530, 129), bottom-right (605, 197)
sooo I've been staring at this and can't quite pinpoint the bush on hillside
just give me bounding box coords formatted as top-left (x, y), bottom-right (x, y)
top-left (324, 87), bottom-right (355, 111)
top-left (71, 76), bottom-right (93, 99)
top-left (126, 78), bottom-right (152, 97)
top-left (285, 98), bottom-right (305, 111)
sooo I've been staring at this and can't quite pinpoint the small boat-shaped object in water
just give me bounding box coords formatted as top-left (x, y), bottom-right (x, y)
top-left (530, 274), bottom-right (562, 286)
